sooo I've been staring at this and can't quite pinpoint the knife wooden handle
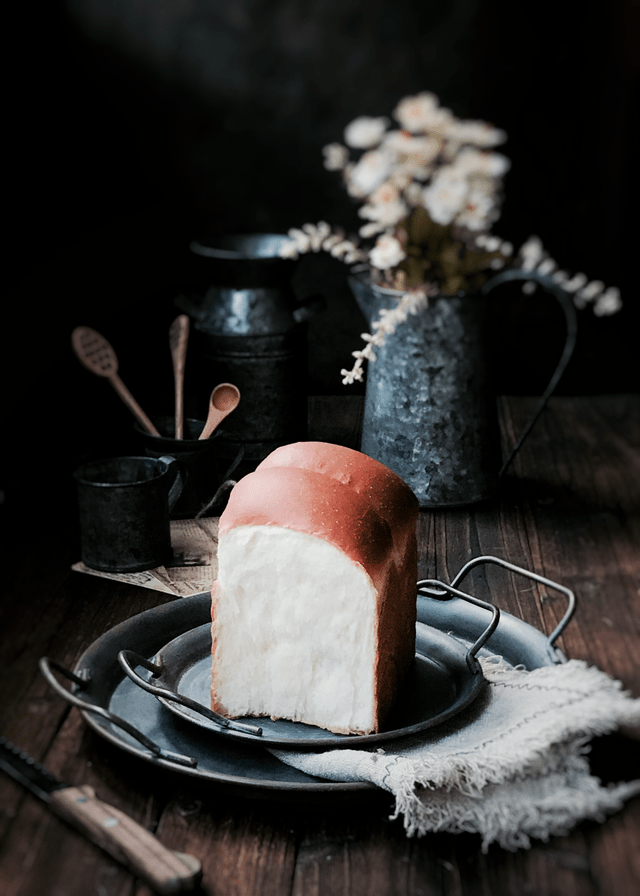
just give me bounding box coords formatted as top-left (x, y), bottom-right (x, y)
top-left (49, 785), bottom-right (201, 893)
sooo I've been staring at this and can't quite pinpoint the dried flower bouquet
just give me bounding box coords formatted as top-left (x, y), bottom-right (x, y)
top-left (280, 92), bottom-right (621, 385)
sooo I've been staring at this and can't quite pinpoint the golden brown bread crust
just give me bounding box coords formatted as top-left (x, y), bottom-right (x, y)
top-left (256, 441), bottom-right (418, 548)
top-left (212, 442), bottom-right (419, 733)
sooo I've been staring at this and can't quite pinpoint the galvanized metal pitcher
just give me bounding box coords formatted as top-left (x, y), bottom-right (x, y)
top-left (349, 269), bottom-right (577, 507)
top-left (176, 233), bottom-right (323, 474)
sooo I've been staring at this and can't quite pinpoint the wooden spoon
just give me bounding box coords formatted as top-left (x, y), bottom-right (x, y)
top-left (71, 326), bottom-right (160, 436)
top-left (199, 383), bottom-right (241, 440)
top-left (169, 314), bottom-right (190, 439)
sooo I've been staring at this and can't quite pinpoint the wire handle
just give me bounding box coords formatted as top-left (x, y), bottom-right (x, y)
top-left (39, 657), bottom-right (197, 767)
top-left (118, 651), bottom-right (263, 737)
top-left (416, 581), bottom-right (501, 672)
top-left (450, 555), bottom-right (576, 648)
top-left (481, 269), bottom-right (578, 477)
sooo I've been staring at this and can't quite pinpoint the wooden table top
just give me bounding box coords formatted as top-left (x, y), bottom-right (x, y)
top-left (1, 394), bottom-right (639, 896)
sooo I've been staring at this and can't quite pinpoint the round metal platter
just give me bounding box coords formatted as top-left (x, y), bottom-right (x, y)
top-left (150, 622), bottom-right (482, 748)
top-left (72, 591), bottom-right (561, 796)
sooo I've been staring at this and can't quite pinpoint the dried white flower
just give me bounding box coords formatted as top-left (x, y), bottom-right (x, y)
top-left (279, 223), bottom-right (367, 265)
top-left (382, 130), bottom-right (440, 155)
top-left (519, 236), bottom-right (545, 272)
top-left (299, 89), bottom-right (623, 385)
top-left (562, 272), bottom-right (588, 293)
top-left (343, 248), bottom-right (368, 264)
top-left (344, 116), bottom-right (390, 149)
top-left (422, 171), bottom-right (468, 226)
top-left (286, 227), bottom-right (312, 253)
top-left (576, 279), bottom-right (605, 302)
top-left (320, 229), bottom-right (347, 251)
top-left (300, 221), bottom-right (330, 251)
top-left (481, 235), bottom-right (502, 252)
top-left (382, 131), bottom-right (443, 180)
top-left (456, 189), bottom-right (498, 231)
top-left (362, 330), bottom-right (386, 348)
top-left (453, 146), bottom-right (510, 179)
top-left (341, 287), bottom-right (432, 384)
top-left (322, 142), bottom-right (349, 171)
top-left (447, 119), bottom-right (507, 148)
top-left (403, 181), bottom-right (426, 206)
top-left (358, 182), bottom-right (409, 227)
top-left (368, 234), bottom-right (407, 270)
top-left (347, 150), bottom-right (392, 195)
top-left (593, 286), bottom-right (622, 317)
top-left (373, 182), bottom-right (402, 206)
top-left (341, 360), bottom-right (365, 385)
top-left (394, 92), bottom-right (453, 134)
top-left (279, 239), bottom-right (300, 260)
top-left (550, 270), bottom-right (569, 286)
top-left (361, 198), bottom-right (404, 227)
top-left (537, 258), bottom-right (557, 276)
top-left (513, 238), bottom-right (621, 315)
top-left (359, 221), bottom-right (388, 238)
top-left (327, 240), bottom-right (350, 259)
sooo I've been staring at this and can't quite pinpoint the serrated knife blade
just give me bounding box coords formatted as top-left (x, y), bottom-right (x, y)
top-left (0, 735), bottom-right (67, 801)
top-left (0, 736), bottom-right (201, 894)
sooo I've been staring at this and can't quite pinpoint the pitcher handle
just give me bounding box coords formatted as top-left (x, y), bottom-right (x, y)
top-left (158, 455), bottom-right (184, 513)
top-left (482, 268), bottom-right (578, 476)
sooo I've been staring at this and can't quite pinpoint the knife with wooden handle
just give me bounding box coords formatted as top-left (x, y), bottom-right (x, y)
top-left (0, 736), bottom-right (202, 894)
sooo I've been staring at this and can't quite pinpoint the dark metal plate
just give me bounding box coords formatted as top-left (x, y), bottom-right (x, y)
top-left (149, 622), bottom-right (482, 748)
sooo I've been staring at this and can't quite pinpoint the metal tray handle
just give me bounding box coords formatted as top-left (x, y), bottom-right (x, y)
top-left (39, 657), bottom-right (197, 767)
top-left (450, 555), bottom-right (576, 648)
top-left (118, 651), bottom-right (263, 737)
top-left (416, 581), bottom-right (500, 672)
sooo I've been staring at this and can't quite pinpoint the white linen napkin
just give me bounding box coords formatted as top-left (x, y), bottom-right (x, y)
top-left (271, 657), bottom-right (640, 851)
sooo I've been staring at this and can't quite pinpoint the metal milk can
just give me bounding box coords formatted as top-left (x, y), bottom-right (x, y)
top-left (176, 233), bottom-right (323, 474)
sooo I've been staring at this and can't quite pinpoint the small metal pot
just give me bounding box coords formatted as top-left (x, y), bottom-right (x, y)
top-left (74, 455), bottom-right (183, 572)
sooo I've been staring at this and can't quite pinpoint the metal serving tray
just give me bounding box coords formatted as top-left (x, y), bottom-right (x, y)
top-left (40, 556), bottom-right (575, 796)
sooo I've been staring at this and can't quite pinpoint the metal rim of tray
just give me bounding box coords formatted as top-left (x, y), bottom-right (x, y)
top-left (39, 556), bottom-right (575, 796)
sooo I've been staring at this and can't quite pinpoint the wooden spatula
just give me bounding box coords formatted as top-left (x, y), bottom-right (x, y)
top-left (71, 326), bottom-right (160, 436)
top-left (169, 314), bottom-right (189, 439)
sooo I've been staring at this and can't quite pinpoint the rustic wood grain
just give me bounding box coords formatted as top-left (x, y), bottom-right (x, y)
top-left (1, 395), bottom-right (638, 896)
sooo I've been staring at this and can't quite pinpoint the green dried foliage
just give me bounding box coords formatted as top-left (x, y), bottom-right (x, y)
top-left (386, 208), bottom-right (504, 294)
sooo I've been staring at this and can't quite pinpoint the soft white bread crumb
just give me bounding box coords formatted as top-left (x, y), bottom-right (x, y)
top-left (212, 525), bottom-right (378, 733)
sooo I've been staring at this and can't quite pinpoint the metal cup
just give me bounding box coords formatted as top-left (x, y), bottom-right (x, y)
top-left (134, 416), bottom-right (244, 519)
top-left (74, 455), bottom-right (184, 572)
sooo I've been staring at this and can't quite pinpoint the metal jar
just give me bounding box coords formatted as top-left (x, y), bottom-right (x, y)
top-left (349, 269), bottom-right (576, 507)
top-left (176, 233), bottom-right (323, 474)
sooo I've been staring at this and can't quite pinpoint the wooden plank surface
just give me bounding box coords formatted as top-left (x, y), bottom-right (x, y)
top-left (1, 395), bottom-right (638, 896)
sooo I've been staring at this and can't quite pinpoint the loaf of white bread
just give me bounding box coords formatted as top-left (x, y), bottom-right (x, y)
top-left (210, 441), bottom-right (419, 735)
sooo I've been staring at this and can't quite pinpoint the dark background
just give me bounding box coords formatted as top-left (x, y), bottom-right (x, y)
top-left (3, 0), bottom-right (638, 530)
